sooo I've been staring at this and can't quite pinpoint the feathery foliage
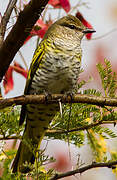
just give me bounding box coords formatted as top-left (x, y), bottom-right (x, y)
top-left (0, 59), bottom-right (117, 179)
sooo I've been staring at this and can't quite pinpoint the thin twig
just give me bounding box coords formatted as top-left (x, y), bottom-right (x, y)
top-left (0, 120), bottom-right (116, 141)
top-left (0, 135), bottom-right (21, 140)
top-left (51, 160), bottom-right (117, 180)
top-left (0, 0), bottom-right (17, 45)
top-left (2, 150), bottom-right (10, 159)
top-left (46, 120), bottom-right (116, 135)
top-left (69, 1), bottom-right (90, 14)
top-left (18, 50), bottom-right (28, 70)
top-left (91, 28), bottom-right (117, 40)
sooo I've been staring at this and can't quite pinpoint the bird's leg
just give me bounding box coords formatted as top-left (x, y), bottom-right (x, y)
top-left (43, 90), bottom-right (52, 104)
top-left (63, 91), bottom-right (74, 103)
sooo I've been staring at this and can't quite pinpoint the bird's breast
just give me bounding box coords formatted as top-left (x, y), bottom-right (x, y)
top-left (30, 48), bottom-right (81, 94)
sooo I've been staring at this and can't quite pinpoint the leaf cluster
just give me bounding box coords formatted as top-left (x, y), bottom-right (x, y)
top-left (1, 59), bottom-right (117, 179)
top-left (0, 106), bottom-right (23, 138)
top-left (47, 59), bottom-right (117, 163)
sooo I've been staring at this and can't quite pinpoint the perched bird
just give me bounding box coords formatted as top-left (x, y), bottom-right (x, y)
top-left (12, 15), bottom-right (95, 173)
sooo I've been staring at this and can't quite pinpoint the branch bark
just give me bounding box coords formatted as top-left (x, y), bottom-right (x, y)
top-left (0, 94), bottom-right (117, 110)
top-left (0, 135), bottom-right (21, 140)
top-left (0, 0), bottom-right (49, 82)
top-left (0, 0), bottom-right (17, 45)
top-left (0, 120), bottom-right (115, 141)
top-left (51, 161), bottom-right (117, 180)
top-left (46, 120), bottom-right (116, 135)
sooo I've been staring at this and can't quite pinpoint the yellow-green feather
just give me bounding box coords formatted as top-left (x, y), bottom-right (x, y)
top-left (19, 39), bottom-right (49, 125)
top-left (25, 40), bottom-right (47, 94)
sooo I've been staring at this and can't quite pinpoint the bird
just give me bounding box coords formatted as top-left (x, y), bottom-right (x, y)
top-left (11, 14), bottom-right (95, 173)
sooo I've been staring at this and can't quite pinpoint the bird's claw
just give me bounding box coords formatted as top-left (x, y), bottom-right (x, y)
top-left (63, 92), bottom-right (74, 103)
top-left (44, 91), bottom-right (52, 103)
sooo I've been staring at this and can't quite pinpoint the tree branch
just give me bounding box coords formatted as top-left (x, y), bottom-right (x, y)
top-left (46, 120), bottom-right (116, 135)
top-left (0, 135), bottom-right (21, 140)
top-left (51, 161), bottom-right (117, 180)
top-left (0, 0), bottom-right (17, 45)
top-left (0, 0), bottom-right (49, 82)
top-left (0, 120), bottom-right (115, 141)
top-left (0, 94), bottom-right (117, 110)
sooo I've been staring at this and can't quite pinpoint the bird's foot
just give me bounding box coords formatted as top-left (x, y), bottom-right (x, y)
top-left (63, 92), bottom-right (74, 103)
top-left (44, 91), bottom-right (52, 103)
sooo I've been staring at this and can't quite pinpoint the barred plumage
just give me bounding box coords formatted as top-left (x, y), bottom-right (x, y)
top-left (12, 14), bottom-right (95, 173)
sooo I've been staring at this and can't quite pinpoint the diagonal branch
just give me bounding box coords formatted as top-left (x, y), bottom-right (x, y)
top-left (0, 94), bottom-right (117, 110)
top-left (1, 0), bottom-right (17, 41)
top-left (51, 161), bottom-right (117, 180)
top-left (46, 120), bottom-right (116, 135)
top-left (0, 120), bottom-right (115, 141)
top-left (0, 0), bottom-right (49, 82)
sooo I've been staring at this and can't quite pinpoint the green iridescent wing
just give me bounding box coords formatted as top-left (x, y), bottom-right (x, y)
top-left (19, 40), bottom-right (46, 125)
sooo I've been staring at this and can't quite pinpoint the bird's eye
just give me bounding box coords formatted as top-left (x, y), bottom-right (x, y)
top-left (68, 25), bottom-right (76, 29)
top-left (61, 23), bottom-right (77, 30)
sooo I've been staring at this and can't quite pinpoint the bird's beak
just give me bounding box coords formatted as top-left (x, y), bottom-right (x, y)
top-left (83, 28), bottom-right (96, 34)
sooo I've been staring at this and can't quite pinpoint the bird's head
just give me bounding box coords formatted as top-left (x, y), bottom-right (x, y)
top-left (44, 15), bottom-right (95, 45)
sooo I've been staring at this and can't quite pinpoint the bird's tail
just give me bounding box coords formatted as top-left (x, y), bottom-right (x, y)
top-left (11, 129), bottom-right (44, 173)
top-left (11, 103), bottom-right (59, 173)
top-left (11, 141), bottom-right (34, 173)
